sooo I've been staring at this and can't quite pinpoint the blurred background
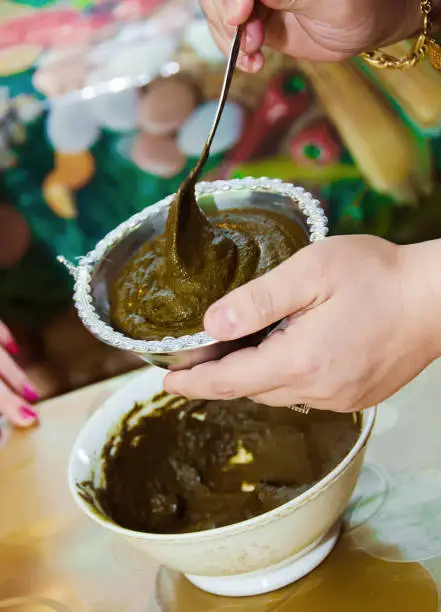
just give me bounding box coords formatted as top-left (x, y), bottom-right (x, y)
top-left (1, 0), bottom-right (441, 398)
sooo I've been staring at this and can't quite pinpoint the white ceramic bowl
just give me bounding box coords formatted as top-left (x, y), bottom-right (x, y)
top-left (68, 368), bottom-right (376, 597)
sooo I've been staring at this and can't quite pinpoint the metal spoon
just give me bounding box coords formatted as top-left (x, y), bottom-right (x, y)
top-left (174, 26), bottom-right (243, 209)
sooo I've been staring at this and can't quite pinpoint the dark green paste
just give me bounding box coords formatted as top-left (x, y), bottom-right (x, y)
top-left (83, 395), bottom-right (360, 534)
top-left (110, 193), bottom-right (308, 340)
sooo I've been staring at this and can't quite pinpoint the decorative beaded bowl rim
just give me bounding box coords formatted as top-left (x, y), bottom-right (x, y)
top-left (67, 178), bottom-right (328, 354)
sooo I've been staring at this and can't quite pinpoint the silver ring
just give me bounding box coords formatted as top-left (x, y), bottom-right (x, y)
top-left (288, 403), bottom-right (310, 415)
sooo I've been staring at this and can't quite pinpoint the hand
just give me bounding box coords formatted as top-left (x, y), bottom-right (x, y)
top-left (201, 0), bottom-right (421, 71)
top-left (164, 235), bottom-right (440, 412)
top-left (0, 321), bottom-right (39, 427)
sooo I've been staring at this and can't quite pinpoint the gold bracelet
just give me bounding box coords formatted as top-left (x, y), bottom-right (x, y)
top-left (360, 0), bottom-right (441, 70)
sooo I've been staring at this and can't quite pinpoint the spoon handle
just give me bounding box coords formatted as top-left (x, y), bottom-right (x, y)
top-left (192, 26), bottom-right (243, 179)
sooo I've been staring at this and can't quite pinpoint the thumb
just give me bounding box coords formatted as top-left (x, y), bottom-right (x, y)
top-left (225, 0), bottom-right (255, 25)
top-left (204, 250), bottom-right (320, 341)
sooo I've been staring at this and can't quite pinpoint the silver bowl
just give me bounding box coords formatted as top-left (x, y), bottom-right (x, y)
top-left (59, 178), bottom-right (328, 370)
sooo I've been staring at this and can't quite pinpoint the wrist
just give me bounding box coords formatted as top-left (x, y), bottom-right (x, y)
top-left (399, 239), bottom-right (441, 361)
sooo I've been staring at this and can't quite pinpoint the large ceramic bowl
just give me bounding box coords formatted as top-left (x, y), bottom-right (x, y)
top-left (69, 367), bottom-right (376, 597)
top-left (59, 177), bottom-right (328, 371)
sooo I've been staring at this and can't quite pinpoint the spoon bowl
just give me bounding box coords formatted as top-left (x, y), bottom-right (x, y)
top-left (59, 177), bottom-right (328, 371)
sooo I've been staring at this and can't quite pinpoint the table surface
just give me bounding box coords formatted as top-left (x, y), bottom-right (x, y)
top-left (1, 362), bottom-right (441, 611)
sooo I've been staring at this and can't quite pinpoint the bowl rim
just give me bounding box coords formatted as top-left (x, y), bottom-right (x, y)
top-left (68, 368), bottom-right (376, 543)
top-left (64, 177), bottom-right (328, 355)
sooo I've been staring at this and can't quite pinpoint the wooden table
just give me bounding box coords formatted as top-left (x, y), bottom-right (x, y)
top-left (1, 363), bottom-right (441, 611)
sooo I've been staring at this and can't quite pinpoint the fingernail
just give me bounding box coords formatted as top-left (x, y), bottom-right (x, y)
top-left (5, 340), bottom-right (20, 356)
top-left (237, 53), bottom-right (260, 73)
top-left (206, 304), bottom-right (239, 335)
top-left (23, 385), bottom-right (39, 403)
top-left (19, 405), bottom-right (39, 422)
top-left (244, 54), bottom-right (260, 72)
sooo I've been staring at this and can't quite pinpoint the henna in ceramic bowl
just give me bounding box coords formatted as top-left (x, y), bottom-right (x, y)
top-left (69, 367), bottom-right (376, 597)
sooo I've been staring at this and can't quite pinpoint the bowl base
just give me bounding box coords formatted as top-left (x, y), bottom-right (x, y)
top-left (185, 521), bottom-right (341, 597)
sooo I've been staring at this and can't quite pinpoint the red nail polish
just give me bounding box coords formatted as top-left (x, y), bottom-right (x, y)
top-left (5, 340), bottom-right (20, 356)
top-left (23, 385), bottom-right (39, 403)
top-left (246, 54), bottom-right (258, 69)
top-left (19, 405), bottom-right (38, 421)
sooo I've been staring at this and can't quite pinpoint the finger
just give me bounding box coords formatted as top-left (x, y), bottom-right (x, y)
top-left (204, 247), bottom-right (324, 341)
top-left (0, 380), bottom-right (39, 428)
top-left (207, 17), bottom-right (236, 55)
top-left (237, 51), bottom-right (265, 72)
top-left (250, 386), bottom-right (361, 412)
top-left (262, 12), bottom-right (349, 61)
top-left (243, 17), bottom-right (265, 54)
top-left (249, 387), bottom-right (307, 407)
top-left (0, 348), bottom-right (39, 401)
top-left (224, 0), bottom-right (255, 26)
top-left (205, 2), bottom-right (265, 69)
top-left (208, 23), bottom-right (265, 72)
top-left (0, 321), bottom-right (20, 356)
top-left (249, 388), bottom-right (343, 411)
top-left (164, 331), bottom-right (291, 399)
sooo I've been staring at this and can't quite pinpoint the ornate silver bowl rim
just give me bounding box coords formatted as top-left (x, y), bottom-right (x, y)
top-left (60, 177), bottom-right (328, 354)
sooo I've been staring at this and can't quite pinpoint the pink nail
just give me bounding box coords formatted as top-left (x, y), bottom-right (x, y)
top-left (19, 405), bottom-right (38, 421)
top-left (245, 54), bottom-right (259, 69)
top-left (23, 385), bottom-right (39, 403)
top-left (5, 340), bottom-right (20, 356)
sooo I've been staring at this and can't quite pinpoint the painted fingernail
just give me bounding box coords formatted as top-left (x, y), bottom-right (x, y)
top-left (244, 54), bottom-right (260, 71)
top-left (237, 53), bottom-right (260, 73)
top-left (23, 385), bottom-right (39, 403)
top-left (5, 340), bottom-right (20, 356)
top-left (19, 405), bottom-right (39, 421)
